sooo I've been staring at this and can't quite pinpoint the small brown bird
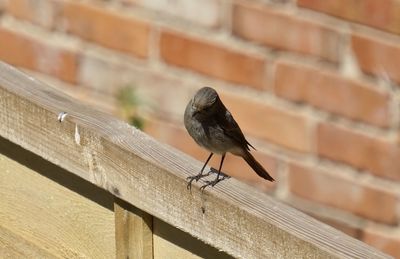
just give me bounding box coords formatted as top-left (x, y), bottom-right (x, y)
top-left (184, 87), bottom-right (274, 190)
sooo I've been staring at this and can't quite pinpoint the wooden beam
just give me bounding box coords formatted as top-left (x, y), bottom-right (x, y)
top-left (114, 198), bottom-right (153, 259)
top-left (0, 62), bottom-right (391, 258)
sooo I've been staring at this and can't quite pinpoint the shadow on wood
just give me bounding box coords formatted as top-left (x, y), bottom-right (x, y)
top-left (0, 135), bottom-right (114, 211)
top-left (154, 218), bottom-right (234, 259)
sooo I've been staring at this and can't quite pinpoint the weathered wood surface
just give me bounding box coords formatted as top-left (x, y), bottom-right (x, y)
top-left (0, 61), bottom-right (391, 258)
top-left (114, 199), bottom-right (153, 259)
top-left (0, 146), bottom-right (116, 258)
top-left (0, 225), bottom-right (57, 259)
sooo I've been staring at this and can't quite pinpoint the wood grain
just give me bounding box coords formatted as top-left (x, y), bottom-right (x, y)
top-left (114, 198), bottom-right (153, 259)
top-left (0, 225), bottom-right (57, 259)
top-left (0, 151), bottom-right (116, 258)
top-left (0, 61), bottom-right (392, 258)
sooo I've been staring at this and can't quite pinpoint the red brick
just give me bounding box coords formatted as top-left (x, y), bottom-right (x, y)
top-left (289, 164), bottom-right (398, 224)
top-left (317, 123), bottom-right (400, 181)
top-left (159, 30), bottom-right (266, 89)
top-left (0, 28), bottom-right (77, 83)
top-left (232, 2), bottom-right (340, 62)
top-left (220, 91), bottom-right (311, 152)
top-left (362, 229), bottom-right (400, 258)
top-left (144, 118), bottom-right (277, 190)
top-left (298, 0), bottom-right (400, 35)
top-left (144, 117), bottom-right (202, 157)
top-left (6, 0), bottom-right (57, 28)
top-left (59, 2), bottom-right (149, 58)
top-left (275, 61), bottom-right (390, 127)
top-left (352, 33), bottom-right (400, 84)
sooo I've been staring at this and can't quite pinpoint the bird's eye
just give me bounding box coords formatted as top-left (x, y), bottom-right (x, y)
top-left (202, 106), bottom-right (212, 113)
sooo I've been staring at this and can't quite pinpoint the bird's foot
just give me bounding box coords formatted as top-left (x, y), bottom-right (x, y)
top-left (186, 172), bottom-right (210, 190)
top-left (199, 174), bottom-right (229, 191)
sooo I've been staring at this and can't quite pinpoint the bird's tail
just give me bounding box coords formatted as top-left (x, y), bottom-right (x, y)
top-left (242, 150), bottom-right (274, 181)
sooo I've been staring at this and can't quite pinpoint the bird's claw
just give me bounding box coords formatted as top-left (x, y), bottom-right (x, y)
top-left (199, 175), bottom-right (229, 191)
top-left (186, 172), bottom-right (210, 190)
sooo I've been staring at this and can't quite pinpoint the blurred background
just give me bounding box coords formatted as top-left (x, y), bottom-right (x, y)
top-left (0, 0), bottom-right (399, 257)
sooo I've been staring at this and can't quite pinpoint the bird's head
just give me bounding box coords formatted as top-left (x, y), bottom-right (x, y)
top-left (190, 87), bottom-right (219, 118)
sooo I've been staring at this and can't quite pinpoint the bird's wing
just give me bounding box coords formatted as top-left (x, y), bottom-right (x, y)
top-left (216, 109), bottom-right (255, 151)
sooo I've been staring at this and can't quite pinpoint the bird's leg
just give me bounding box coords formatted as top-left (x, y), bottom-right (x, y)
top-left (200, 154), bottom-right (227, 191)
top-left (187, 153), bottom-right (213, 190)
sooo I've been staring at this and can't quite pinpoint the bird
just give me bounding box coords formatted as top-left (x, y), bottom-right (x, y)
top-left (184, 86), bottom-right (274, 190)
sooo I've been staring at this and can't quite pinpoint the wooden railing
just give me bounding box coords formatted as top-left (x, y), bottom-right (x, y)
top-left (0, 61), bottom-right (392, 258)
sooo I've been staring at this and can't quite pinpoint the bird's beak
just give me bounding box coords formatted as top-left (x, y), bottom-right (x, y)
top-left (191, 105), bottom-right (199, 117)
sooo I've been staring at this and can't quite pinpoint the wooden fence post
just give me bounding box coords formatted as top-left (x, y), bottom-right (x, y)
top-left (115, 198), bottom-right (153, 259)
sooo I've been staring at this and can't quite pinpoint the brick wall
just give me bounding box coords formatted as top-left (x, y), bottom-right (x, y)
top-left (1, 0), bottom-right (399, 257)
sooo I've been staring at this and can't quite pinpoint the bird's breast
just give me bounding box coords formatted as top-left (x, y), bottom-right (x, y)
top-left (185, 117), bottom-right (238, 154)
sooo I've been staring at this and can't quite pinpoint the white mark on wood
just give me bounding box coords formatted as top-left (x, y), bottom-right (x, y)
top-left (74, 124), bottom-right (80, 145)
top-left (57, 111), bottom-right (68, 122)
top-left (82, 141), bottom-right (107, 190)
